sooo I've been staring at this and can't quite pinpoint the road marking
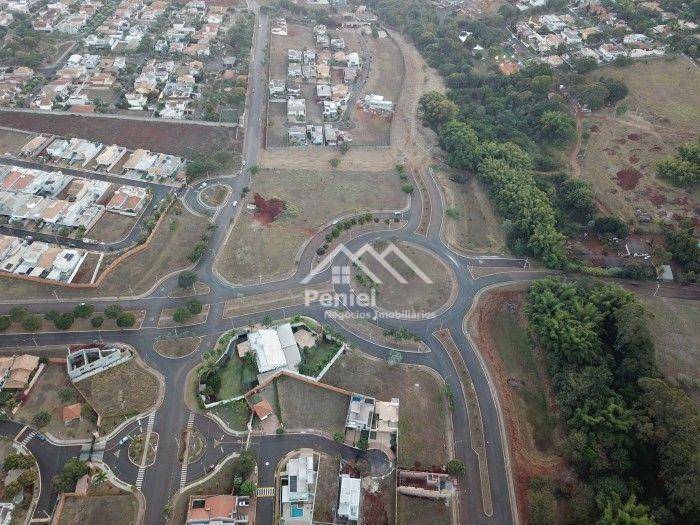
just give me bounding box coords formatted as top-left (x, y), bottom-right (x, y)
top-left (19, 430), bottom-right (36, 446)
top-left (179, 412), bottom-right (195, 488)
top-left (135, 412), bottom-right (156, 490)
top-left (256, 486), bottom-right (275, 497)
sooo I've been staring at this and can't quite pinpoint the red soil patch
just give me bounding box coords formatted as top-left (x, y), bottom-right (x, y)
top-left (252, 193), bottom-right (285, 225)
top-left (589, 125), bottom-right (599, 132)
top-left (646, 189), bottom-right (666, 206)
top-left (627, 133), bottom-right (642, 141)
top-left (616, 168), bottom-right (643, 190)
top-left (468, 287), bottom-right (569, 525)
top-left (651, 145), bottom-right (663, 152)
top-left (362, 489), bottom-right (389, 525)
top-left (629, 155), bottom-right (639, 164)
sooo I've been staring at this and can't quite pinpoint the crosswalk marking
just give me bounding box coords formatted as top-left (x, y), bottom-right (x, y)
top-left (179, 412), bottom-right (195, 488)
top-left (256, 486), bottom-right (275, 497)
top-left (19, 431), bottom-right (36, 446)
top-left (135, 413), bottom-right (157, 490)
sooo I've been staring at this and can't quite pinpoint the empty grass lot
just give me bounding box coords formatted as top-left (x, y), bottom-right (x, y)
top-left (154, 336), bottom-right (201, 358)
top-left (216, 169), bottom-right (405, 283)
top-left (74, 358), bottom-right (160, 434)
top-left (397, 494), bottom-right (451, 525)
top-left (57, 479), bottom-right (138, 525)
top-left (276, 375), bottom-right (349, 435)
top-left (434, 167), bottom-right (506, 254)
top-left (322, 349), bottom-right (449, 470)
top-left (86, 211), bottom-right (139, 244)
top-left (640, 295), bottom-right (700, 406)
top-left (210, 400), bottom-right (251, 432)
top-left (313, 453), bottom-right (341, 523)
top-left (0, 199), bottom-right (211, 300)
top-left (0, 128), bottom-right (34, 155)
top-left (14, 364), bottom-right (97, 440)
top-left (217, 355), bottom-right (256, 400)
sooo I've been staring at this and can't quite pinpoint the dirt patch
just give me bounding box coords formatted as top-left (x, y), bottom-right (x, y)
top-left (0, 112), bottom-right (239, 157)
top-left (57, 481), bottom-right (137, 525)
top-left (627, 133), bottom-right (641, 141)
top-left (615, 168), bottom-right (642, 190)
top-left (253, 193), bottom-right (286, 225)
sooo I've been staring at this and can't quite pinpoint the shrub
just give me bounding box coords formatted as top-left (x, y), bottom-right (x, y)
top-left (401, 184), bottom-right (414, 193)
top-left (4, 454), bottom-right (34, 471)
top-left (72, 304), bottom-right (93, 318)
top-left (53, 313), bottom-right (74, 330)
top-left (104, 305), bottom-right (122, 319)
top-left (446, 459), bottom-right (465, 476)
top-left (187, 300), bottom-right (203, 315)
top-left (91, 316), bottom-right (104, 328)
top-left (116, 312), bottom-right (136, 328)
top-left (0, 316), bottom-right (9, 332)
top-left (178, 271), bottom-right (197, 289)
top-left (173, 308), bottom-right (192, 324)
top-left (9, 306), bottom-right (28, 323)
top-left (240, 480), bottom-right (256, 496)
top-left (32, 411), bottom-right (51, 428)
top-left (21, 315), bottom-right (41, 332)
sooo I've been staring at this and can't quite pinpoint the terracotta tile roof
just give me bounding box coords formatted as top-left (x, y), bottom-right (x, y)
top-left (62, 403), bottom-right (82, 422)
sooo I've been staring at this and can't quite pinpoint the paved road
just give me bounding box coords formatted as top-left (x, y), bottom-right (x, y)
top-left (0, 3), bottom-right (697, 525)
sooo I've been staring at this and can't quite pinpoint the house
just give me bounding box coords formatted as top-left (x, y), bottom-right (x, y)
top-left (338, 475), bottom-right (361, 522)
top-left (323, 100), bottom-right (342, 120)
top-left (125, 92), bottom-right (148, 110)
top-left (248, 323), bottom-right (301, 375)
top-left (147, 154), bottom-right (183, 180)
top-left (269, 79), bottom-right (286, 98)
top-left (316, 84), bottom-right (332, 100)
top-left (287, 98), bottom-right (306, 122)
top-left (45, 249), bottom-right (86, 282)
top-left (307, 125), bottom-right (324, 146)
top-left (363, 94), bottom-right (393, 113)
top-left (0, 355), bottom-right (39, 391)
top-left (94, 144), bottom-right (127, 171)
top-left (280, 449), bottom-right (317, 524)
top-left (0, 503), bottom-right (13, 525)
top-left (288, 126), bottom-right (308, 146)
top-left (598, 43), bottom-right (626, 61)
top-left (343, 67), bottom-right (358, 83)
top-left (544, 55), bottom-right (564, 67)
top-left (288, 49), bottom-right (303, 62)
top-left (62, 403), bottom-right (82, 425)
top-left (346, 393), bottom-right (375, 431)
top-left (106, 185), bottom-right (148, 216)
top-left (20, 135), bottom-right (51, 157)
top-left (66, 346), bottom-right (131, 382)
top-left (123, 149), bottom-right (158, 173)
top-left (46, 139), bottom-right (72, 161)
top-left (186, 495), bottom-right (251, 524)
top-left (346, 52), bottom-right (361, 68)
top-left (331, 38), bottom-right (345, 50)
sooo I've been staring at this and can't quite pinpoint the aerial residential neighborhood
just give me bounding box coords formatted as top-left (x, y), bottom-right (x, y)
top-left (0, 0), bottom-right (696, 524)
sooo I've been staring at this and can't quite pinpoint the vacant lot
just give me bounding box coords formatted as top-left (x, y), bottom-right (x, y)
top-left (0, 112), bottom-right (240, 156)
top-left (594, 58), bottom-right (700, 133)
top-left (434, 168), bottom-right (506, 254)
top-left (323, 349), bottom-right (449, 470)
top-left (350, 241), bottom-right (455, 316)
top-left (58, 479), bottom-right (138, 525)
top-left (468, 284), bottom-right (566, 521)
top-left (0, 128), bottom-right (35, 155)
top-left (397, 494), bottom-right (451, 525)
top-left (200, 185), bottom-right (229, 207)
top-left (74, 358), bottom-right (160, 433)
top-left (313, 453), bottom-right (341, 523)
top-left (86, 211), bottom-right (139, 244)
top-left (0, 199), bottom-right (211, 299)
top-left (578, 115), bottom-right (697, 225)
top-left (14, 364), bottom-right (97, 440)
top-left (154, 336), bottom-right (201, 358)
top-left (217, 169), bottom-right (405, 283)
top-left (639, 295), bottom-right (700, 406)
top-left (276, 375), bottom-right (349, 435)
top-left (210, 399), bottom-right (251, 432)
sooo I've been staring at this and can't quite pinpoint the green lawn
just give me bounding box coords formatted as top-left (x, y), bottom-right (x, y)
top-left (217, 355), bottom-right (257, 399)
top-left (211, 399), bottom-right (251, 432)
top-left (298, 339), bottom-right (341, 377)
top-left (491, 311), bottom-right (557, 453)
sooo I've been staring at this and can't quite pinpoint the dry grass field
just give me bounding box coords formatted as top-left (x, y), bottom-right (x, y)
top-left (216, 169), bottom-right (405, 283)
top-left (433, 167), bottom-right (506, 254)
top-left (0, 128), bottom-right (35, 155)
top-left (86, 211), bottom-right (139, 244)
top-left (57, 479), bottom-right (138, 525)
top-left (276, 375), bottom-right (349, 435)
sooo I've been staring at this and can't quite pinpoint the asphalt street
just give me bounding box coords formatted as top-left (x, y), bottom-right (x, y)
top-left (0, 2), bottom-right (698, 525)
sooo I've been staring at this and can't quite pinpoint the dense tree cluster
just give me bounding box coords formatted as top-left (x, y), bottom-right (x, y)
top-left (656, 140), bottom-right (700, 187)
top-left (525, 278), bottom-right (699, 524)
top-left (664, 219), bottom-right (699, 281)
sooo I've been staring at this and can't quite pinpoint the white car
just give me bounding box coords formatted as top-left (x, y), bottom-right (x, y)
top-left (200, 182), bottom-right (207, 189)
top-left (232, 200), bottom-right (238, 207)
top-left (332, 219), bottom-right (339, 225)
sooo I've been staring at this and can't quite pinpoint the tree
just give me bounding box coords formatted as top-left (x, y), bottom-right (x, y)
top-left (356, 437), bottom-right (369, 451)
top-left (52, 459), bottom-right (89, 493)
top-left (599, 494), bottom-right (656, 525)
top-left (116, 312), bottom-right (136, 328)
top-left (104, 304), bottom-right (122, 319)
top-left (32, 411), bottom-right (51, 428)
top-left (329, 158), bottom-right (340, 168)
top-left (22, 315), bottom-right (41, 332)
top-left (233, 450), bottom-right (256, 479)
top-left (72, 303), bottom-right (93, 318)
top-left (333, 431), bottom-right (344, 443)
top-left (529, 478), bottom-right (556, 525)
top-left (91, 316), bottom-right (104, 328)
top-left (9, 306), bottom-right (28, 323)
top-left (53, 312), bottom-right (74, 330)
top-left (574, 56), bottom-right (598, 74)
top-left (240, 480), bottom-right (256, 496)
top-left (600, 77), bottom-right (628, 105)
top-left (418, 91), bottom-right (458, 129)
top-left (0, 316), bottom-right (9, 332)
top-left (446, 459), bottom-right (465, 476)
top-left (4, 454), bottom-right (34, 471)
top-left (438, 120), bottom-right (480, 171)
top-left (387, 349), bottom-right (403, 366)
top-left (178, 271), bottom-right (197, 289)
top-left (539, 111), bottom-right (576, 145)
top-left (187, 299), bottom-right (202, 315)
top-left (339, 142), bottom-right (350, 154)
top-left (401, 184), bottom-right (414, 193)
top-left (172, 308), bottom-right (191, 324)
